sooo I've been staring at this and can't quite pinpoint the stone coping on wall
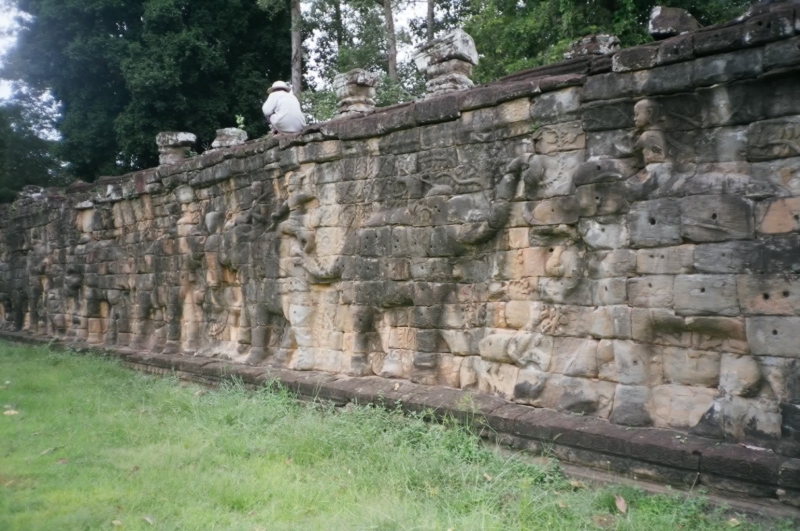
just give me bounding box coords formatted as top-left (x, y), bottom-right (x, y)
top-left (3, 329), bottom-right (800, 511)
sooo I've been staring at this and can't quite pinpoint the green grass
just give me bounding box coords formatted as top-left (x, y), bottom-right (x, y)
top-left (0, 342), bottom-right (795, 531)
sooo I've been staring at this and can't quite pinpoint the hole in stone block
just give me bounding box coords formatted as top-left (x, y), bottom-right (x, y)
top-left (784, 291), bottom-right (790, 298)
top-left (649, 218), bottom-right (656, 225)
top-left (773, 329), bottom-right (779, 335)
top-left (757, 20), bottom-right (763, 26)
top-left (548, 248), bottom-right (554, 253)
top-left (794, 215), bottom-right (799, 222)
top-left (711, 213), bottom-right (717, 220)
top-left (648, 283), bottom-right (653, 288)
top-left (763, 293), bottom-right (770, 300)
top-left (660, 255), bottom-right (665, 259)
top-left (700, 287), bottom-right (706, 293)
top-left (601, 228), bottom-right (606, 233)
top-left (604, 286), bottom-right (608, 292)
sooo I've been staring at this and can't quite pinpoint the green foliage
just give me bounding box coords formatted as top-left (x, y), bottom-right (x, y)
top-left (2, 343), bottom-right (799, 530)
top-left (0, 100), bottom-right (61, 202)
top-left (301, 0), bottom-right (424, 112)
top-left (300, 89), bottom-right (338, 123)
top-left (464, 0), bottom-right (751, 83)
top-left (4, 0), bottom-right (292, 181)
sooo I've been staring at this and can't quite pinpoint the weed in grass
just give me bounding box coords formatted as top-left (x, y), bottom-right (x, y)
top-left (0, 342), bottom-right (796, 530)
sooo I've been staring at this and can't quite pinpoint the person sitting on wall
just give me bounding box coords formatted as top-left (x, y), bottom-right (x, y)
top-left (262, 81), bottom-right (306, 135)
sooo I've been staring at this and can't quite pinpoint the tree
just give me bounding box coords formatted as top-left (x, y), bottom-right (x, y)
top-left (427, 0), bottom-right (435, 41)
top-left (0, 99), bottom-right (60, 203)
top-left (4, 0), bottom-right (292, 180)
top-left (381, 0), bottom-right (398, 82)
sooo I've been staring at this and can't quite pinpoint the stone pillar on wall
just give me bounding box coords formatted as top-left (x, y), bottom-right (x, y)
top-left (648, 6), bottom-right (701, 40)
top-left (332, 69), bottom-right (381, 120)
top-left (211, 128), bottom-right (248, 149)
top-left (563, 34), bottom-right (621, 59)
top-left (412, 29), bottom-right (479, 99)
top-left (156, 132), bottom-right (196, 165)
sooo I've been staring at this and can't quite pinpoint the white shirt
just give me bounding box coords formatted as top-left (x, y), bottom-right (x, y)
top-left (262, 90), bottom-right (306, 134)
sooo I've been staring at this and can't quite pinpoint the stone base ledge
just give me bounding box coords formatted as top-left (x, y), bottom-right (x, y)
top-left (3, 330), bottom-right (800, 513)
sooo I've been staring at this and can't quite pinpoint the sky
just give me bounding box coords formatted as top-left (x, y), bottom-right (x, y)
top-left (0, 0), bottom-right (22, 100)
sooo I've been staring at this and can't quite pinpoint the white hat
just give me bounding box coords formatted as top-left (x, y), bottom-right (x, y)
top-left (268, 80), bottom-right (291, 94)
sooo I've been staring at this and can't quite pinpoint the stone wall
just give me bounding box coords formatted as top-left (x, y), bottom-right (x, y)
top-left (4, 1), bottom-right (800, 456)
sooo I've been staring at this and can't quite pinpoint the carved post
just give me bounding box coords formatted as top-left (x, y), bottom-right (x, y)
top-left (211, 128), bottom-right (248, 149)
top-left (155, 132), bottom-right (196, 165)
top-left (648, 6), bottom-right (701, 40)
top-left (563, 34), bottom-right (620, 60)
top-left (332, 69), bottom-right (381, 120)
top-left (412, 29), bottom-right (478, 99)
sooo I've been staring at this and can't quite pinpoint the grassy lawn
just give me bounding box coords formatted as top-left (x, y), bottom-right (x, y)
top-left (0, 343), bottom-right (795, 531)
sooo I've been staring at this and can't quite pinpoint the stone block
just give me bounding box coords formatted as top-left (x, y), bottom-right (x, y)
top-left (679, 195), bottom-right (754, 242)
top-left (738, 275), bottom-right (800, 316)
top-left (631, 308), bottom-right (691, 347)
top-left (652, 384), bottom-right (717, 429)
top-left (628, 199), bottom-right (682, 248)
top-left (673, 275), bottom-right (739, 316)
top-left (748, 117), bottom-right (800, 162)
top-left (636, 245), bottom-right (694, 275)
top-left (587, 250), bottom-right (637, 279)
top-left (578, 216), bottom-right (629, 250)
top-left (573, 158), bottom-right (638, 185)
top-left (586, 129), bottom-right (635, 159)
top-left (662, 346), bottom-right (721, 387)
top-left (639, 61), bottom-right (695, 96)
top-left (756, 197), bottom-right (800, 234)
top-left (581, 99), bottom-right (634, 131)
top-left (529, 88), bottom-right (581, 124)
top-left (720, 354), bottom-right (763, 398)
top-left (686, 316), bottom-right (748, 354)
top-left (627, 276), bottom-right (674, 308)
top-left (693, 241), bottom-right (760, 274)
top-left (612, 45), bottom-right (658, 73)
top-left (576, 182), bottom-right (629, 216)
top-left (694, 48), bottom-right (764, 87)
top-left (533, 122), bottom-right (585, 154)
top-left (764, 36), bottom-right (800, 71)
top-left (599, 339), bottom-right (653, 385)
top-left (588, 305), bottom-right (631, 339)
top-left (609, 384), bottom-right (653, 426)
top-left (699, 80), bottom-right (765, 128)
top-left (582, 71), bottom-right (637, 102)
top-left (656, 34), bottom-right (694, 66)
top-left (550, 337), bottom-right (599, 377)
top-left (460, 356), bottom-right (519, 400)
top-left (746, 316), bottom-right (800, 357)
top-left (523, 197), bottom-right (580, 225)
top-left (743, 8), bottom-right (795, 47)
top-left (695, 127), bottom-right (748, 163)
top-left (593, 278), bottom-right (629, 305)
top-left (693, 24), bottom-right (743, 56)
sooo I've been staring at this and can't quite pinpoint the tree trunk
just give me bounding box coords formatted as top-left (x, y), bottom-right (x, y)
top-left (291, 0), bottom-right (302, 96)
top-left (427, 0), bottom-right (435, 42)
top-left (383, 0), bottom-right (398, 82)
top-left (334, 0), bottom-right (343, 47)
